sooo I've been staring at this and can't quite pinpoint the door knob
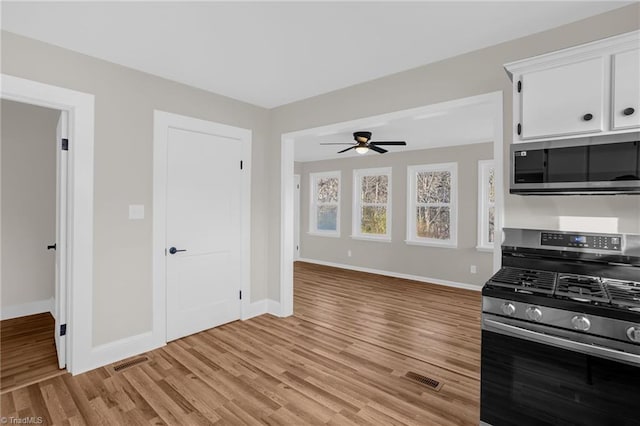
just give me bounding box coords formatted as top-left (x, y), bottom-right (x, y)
top-left (169, 247), bottom-right (187, 255)
top-left (47, 243), bottom-right (56, 250)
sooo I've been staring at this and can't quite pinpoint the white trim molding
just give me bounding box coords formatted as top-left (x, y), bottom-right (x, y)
top-left (1, 74), bottom-right (95, 375)
top-left (406, 162), bottom-right (458, 248)
top-left (152, 110), bottom-right (253, 346)
top-left (0, 298), bottom-right (54, 321)
top-left (477, 159), bottom-right (496, 252)
top-left (352, 167), bottom-right (392, 241)
top-left (238, 299), bottom-right (284, 320)
top-left (297, 258), bottom-right (481, 292)
top-left (308, 170), bottom-right (341, 237)
top-left (281, 91), bottom-right (503, 321)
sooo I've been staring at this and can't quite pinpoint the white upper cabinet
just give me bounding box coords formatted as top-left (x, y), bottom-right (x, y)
top-left (521, 57), bottom-right (604, 139)
top-left (612, 48), bottom-right (640, 130)
top-left (506, 30), bottom-right (640, 143)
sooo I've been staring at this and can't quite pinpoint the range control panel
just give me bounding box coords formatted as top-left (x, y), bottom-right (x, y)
top-left (541, 232), bottom-right (621, 251)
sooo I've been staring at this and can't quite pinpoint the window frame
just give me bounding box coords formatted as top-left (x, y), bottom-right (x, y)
top-left (406, 162), bottom-right (458, 248)
top-left (351, 167), bottom-right (392, 242)
top-left (308, 170), bottom-right (341, 237)
top-left (477, 160), bottom-right (496, 252)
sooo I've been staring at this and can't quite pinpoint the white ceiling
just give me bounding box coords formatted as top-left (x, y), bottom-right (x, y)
top-left (1, 1), bottom-right (631, 108)
top-left (294, 99), bottom-right (495, 162)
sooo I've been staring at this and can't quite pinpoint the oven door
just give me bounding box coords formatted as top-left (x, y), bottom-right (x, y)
top-left (481, 316), bottom-right (640, 426)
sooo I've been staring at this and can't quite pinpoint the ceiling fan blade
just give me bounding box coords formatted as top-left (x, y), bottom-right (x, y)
top-left (338, 146), bottom-right (357, 153)
top-left (369, 141), bottom-right (407, 146)
top-left (368, 145), bottom-right (388, 154)
top-left (320, 143), bottom-right (355, 145)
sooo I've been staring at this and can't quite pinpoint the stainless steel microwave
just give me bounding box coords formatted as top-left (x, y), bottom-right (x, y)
top-left (510, 132), bottom-right (640, 195)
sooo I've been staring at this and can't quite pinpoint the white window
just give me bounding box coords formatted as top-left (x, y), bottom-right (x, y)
top-left (309, 171), bottom-right (341, 236)
top-left (352, 167), bottom-right (392, 241)
top-left (477, 160), bottom-right (496, 251)
top-left (406, 163), bottom-right (457, 247)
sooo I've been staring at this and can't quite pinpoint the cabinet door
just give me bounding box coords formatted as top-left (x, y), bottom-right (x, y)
top-left (612, 48), bottom-right (640, 130)
top-left (521, 57), bottom-right (604, 139)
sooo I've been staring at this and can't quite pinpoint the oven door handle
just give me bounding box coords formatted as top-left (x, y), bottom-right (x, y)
top-left (484, 318), bottom-right (640, 366)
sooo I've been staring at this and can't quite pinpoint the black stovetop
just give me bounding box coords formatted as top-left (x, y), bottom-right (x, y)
top-left (483, 266), bottom-right (640, 322)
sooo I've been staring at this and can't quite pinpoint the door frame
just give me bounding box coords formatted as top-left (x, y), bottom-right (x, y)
top-left (280, 91), bottom-right (504, 317)
top-left (1, 74), bottom-right (95, 375)
top-left (152, 110), bottom-right (252, 345)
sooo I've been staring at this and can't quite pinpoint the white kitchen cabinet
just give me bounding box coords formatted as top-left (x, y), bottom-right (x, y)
top-left (521, 57), bottom-right (604, 139)
top-left (612, 48), bottom-right (640, 130)
top-left (505, 30), bottom-right (640, 143)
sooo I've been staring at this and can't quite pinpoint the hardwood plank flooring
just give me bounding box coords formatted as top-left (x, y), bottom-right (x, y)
top-left (1, 313), bottom-right (65, 393)
top-left (0, 262), bottom-right (482, 425)
top-left (294, 262), bottom-right (482, 380)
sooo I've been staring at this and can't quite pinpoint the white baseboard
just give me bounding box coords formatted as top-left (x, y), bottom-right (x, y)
top-left (73, 297), bottom-right (285, 375)
top-left (297, 258), bottom-right (482, 292)
top-left (1, 297), bottom-right (54, 320)
top-left (266, 299), bottom-right (282, 316)
top-left (243, 300), bottom-right (267, 320)
top-left (242, 299), bottom-right (283, 319)
top-left (71, 331), bottom-right (165, 375)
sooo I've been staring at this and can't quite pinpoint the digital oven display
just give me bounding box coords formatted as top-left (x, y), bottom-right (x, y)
top-left (540, 232), bottom-right (622, 251)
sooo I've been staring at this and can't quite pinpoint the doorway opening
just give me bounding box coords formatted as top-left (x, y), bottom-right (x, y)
top-left (0, 100), bottom-right (67, 391)
top-left (1, 74), bottom-right (95, 375)
top-left (280, 91), bottom-right (504, 316)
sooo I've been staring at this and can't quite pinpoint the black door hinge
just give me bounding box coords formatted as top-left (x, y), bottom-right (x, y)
top-left (240, 160), bottom-right (243, 170)
top-left (517, 81), bottom-right (522, 93)
top-left (239, 290), bottom-right (242, 300)
top-left (60, 324), bottom-right (67, 336)
top-left (61, 138), bottom-right (69, 151)
top-left (517, 123), bottom-right (522, 135)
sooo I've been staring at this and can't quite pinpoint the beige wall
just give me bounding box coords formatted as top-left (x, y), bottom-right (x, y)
top-left (1, 4), bottom-right (639, 346)
top-left (1, 31), bottom-right (271, 346)
top-left (298, 143), bottom-right (494, 286)
top-left (268, 5), bottom-right (640, 300)
top-left (1, 100), bottom-right (59, 310)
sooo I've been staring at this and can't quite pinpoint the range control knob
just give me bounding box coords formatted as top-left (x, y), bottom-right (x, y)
top-left (571, 315), bottom-right (591, 331)
top-left (627, 326), bottom-right (640, 343)
top-left (526, 306), bottom-right (543, 322)
top-left (501, 302), bottom-right (516, 316)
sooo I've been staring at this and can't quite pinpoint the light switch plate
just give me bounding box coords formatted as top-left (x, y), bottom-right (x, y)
top-left (129, 204), bottom-right (145, 220)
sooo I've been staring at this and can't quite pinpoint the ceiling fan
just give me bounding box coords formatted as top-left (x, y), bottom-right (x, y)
top-left (320, 131), bottom-right (407, 154)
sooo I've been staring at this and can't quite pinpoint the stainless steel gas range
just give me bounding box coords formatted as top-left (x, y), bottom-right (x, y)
top-left (480, 228), bottom-right (640, 426)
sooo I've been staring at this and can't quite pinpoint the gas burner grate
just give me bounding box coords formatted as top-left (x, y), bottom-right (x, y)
top-left (489, 267), bottom-right (556, 294)
top-left (603, 279), bottom-right (640, 309)
top-left (556, 274), bottom-right (610, 304)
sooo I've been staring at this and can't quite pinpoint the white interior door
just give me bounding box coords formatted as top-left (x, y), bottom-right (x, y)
top-left (166, 128), bottom-right (242, 342)
top-left (294, 174), bottom-right (301, 260)
top-left (54, 111), bottom-right (68, 369)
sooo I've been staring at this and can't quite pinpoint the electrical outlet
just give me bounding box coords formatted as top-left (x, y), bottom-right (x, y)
top-left (470, 265), bottom-right (477, 274)
top-left (347, 250), bottom-right (352, 257)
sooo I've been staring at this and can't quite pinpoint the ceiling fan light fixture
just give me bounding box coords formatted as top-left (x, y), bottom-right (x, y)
top-left (355, 146), bottom-right (369, 154)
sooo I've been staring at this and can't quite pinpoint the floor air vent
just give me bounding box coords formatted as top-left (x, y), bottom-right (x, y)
top-left (112, 356), bottom-right (149, 372)
top-left (405, 371), bottom-right (443, 391)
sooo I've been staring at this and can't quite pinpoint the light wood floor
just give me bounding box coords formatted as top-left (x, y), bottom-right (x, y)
top-left (294, 262), bottom-right (482, 381)
top-left (1, 313), bottom-right (65, 394)
top-left (0, 262), bottom-right (482, 425)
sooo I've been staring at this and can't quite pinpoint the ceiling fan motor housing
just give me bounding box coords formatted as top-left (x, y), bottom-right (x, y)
top-left (353, 131), bottom-right (372, 143)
